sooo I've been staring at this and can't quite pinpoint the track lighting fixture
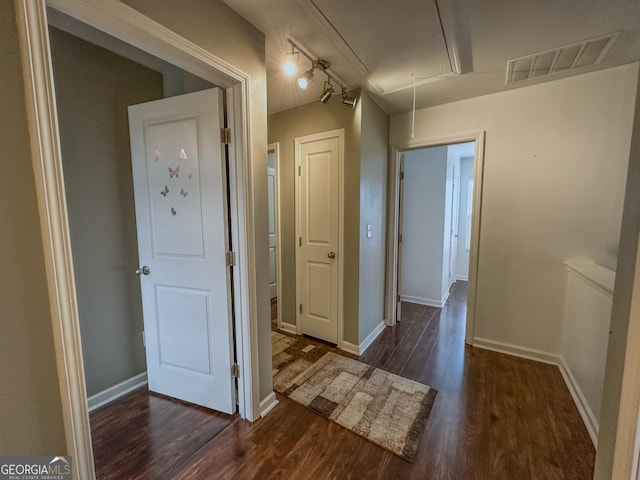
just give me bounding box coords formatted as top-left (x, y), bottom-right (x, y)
top-left (341, 88), bottom-right (357, 108)
top-left (297, 68), bottom-right (314, 89)
top-left (285, 40), bottom-right (356, 108)
top-left (283, 47), bottom-right (299, 76)
top-left (319, 80), bottom-right (334, 103)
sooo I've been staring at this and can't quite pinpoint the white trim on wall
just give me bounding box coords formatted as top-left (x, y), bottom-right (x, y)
top-left (269, 142), bottom-right (283, 330)
top-left (259, 391), bottom-right (278, 418)
top-left (87, 373), bottom-right (148, 412)
top-left (359, 321), bottom-right (386, 355)
top-left (385, 132), bottom-right (486, 345)
top-left (400, 295), bottom-right (447, 309)
top-left (557, 357), bottom-right (599, 445)
top-left (339, 321), bottom-right (385, 356)
top-left (15, 1), bottom-right (260, 478)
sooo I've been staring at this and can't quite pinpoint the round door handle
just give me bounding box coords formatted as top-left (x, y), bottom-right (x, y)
top-left (327, 251), bottom-right (336, 259)
top-left (135, 266), bottom-right (150, 276)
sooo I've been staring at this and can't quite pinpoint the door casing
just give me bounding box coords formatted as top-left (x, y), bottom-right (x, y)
top-left (15, 1), bottom-right (261, 478)
top-left (294, 129), bottom-right (345, 348)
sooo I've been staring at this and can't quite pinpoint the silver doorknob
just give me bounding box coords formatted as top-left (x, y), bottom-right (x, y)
top-left (135, 266), bottom-right (150, 276)
top-left (327, 251), bottom-right (336, 259)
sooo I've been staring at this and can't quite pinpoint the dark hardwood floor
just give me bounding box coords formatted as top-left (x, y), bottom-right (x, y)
top-left (90, 282), bottom-right (595, 479)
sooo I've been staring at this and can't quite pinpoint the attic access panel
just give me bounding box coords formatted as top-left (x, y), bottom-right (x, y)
top-left (311, 0), bottom-right (453, 94)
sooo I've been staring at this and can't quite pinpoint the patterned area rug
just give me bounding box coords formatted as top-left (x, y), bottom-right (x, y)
top-left (272, 331), bottom-right (437, 462)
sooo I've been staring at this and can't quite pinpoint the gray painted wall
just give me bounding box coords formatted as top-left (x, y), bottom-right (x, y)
top-left (358, 93), bottom-right (389, 342)
top-left (0, 1), bottom-right (67, 454)
top-left (50, 27), bottom-right (164, 396)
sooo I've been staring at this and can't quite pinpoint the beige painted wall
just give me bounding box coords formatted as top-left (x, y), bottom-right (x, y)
top-left (121, 0), bottom-right (273, 400)
top-left (358, 93), bottom-right (389, 342)
top-left (0, 1), bottom-right (66, 454)
top-left (49, 27), bottom-right (164, 396)
top-left (391, 63), bottom-right (638, 355)
top-left (595, 69), bottom-right (640, 480)
top-left (268, 90), bottom-right (363, 343)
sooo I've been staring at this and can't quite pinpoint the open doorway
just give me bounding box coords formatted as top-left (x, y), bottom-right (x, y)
top-left (19, 1), bottom-right (262, 476)
top-left (386, 132), bottom-right (485, 344)
top-left (397, 142), bottom-right (475, 316)
top-left (48, 11), bottom-right (240, 476)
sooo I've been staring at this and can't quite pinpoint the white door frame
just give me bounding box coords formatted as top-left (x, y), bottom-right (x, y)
top-left (294, 129), bottom-right (345, 347)
top-left (268, 143), bottom-right (283, 330)
top-left (385, 132), bottom-right (485, 345)
top-left (15, 1), bottom-right (260, 478)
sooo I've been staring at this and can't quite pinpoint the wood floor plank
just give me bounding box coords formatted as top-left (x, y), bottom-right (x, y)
top-left (90, 281), bottom-right (595, 480)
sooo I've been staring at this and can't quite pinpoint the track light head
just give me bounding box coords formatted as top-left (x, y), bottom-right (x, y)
top-left (283, 51), bottom-right (299, 76)
top-left (341, 89), bottom-right (357, 108)
top-left (319, 80), bottom-right (334, 103)
top-left (297, 68), bottom-right (314, 89)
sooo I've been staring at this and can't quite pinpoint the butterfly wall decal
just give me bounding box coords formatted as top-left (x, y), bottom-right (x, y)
top-left (160, 185), bottom-right (169, 197)
top-left (179, 148), bottom-right (188, 160)
top-left (168, 166), bottom-right (180, 178)
top-left (180, 188), bottom-right (188, 198)
top-left (171, 207), bottom-right (177, 216)
top-left (155, 150), bottom-right (161, 161)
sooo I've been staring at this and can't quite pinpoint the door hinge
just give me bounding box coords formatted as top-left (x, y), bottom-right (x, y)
top-left (398, 234), bottom-right (403, 243)
top-left (221, 127), bottom-right (231, 145)
top-left (299, 304), bottom-right (303, 314)
top-left (299, 236), bottom-right (302, 247)
top-left (231, 362), bottom-right (240, 378)
top-left (225, 251), bottom-right (235, 267)
top-left (400, 171), bottom-right (404, 180)
top-left (396, 295), bottom-right (401, 302)
top-left (298, 165), bottom-right (301, 176)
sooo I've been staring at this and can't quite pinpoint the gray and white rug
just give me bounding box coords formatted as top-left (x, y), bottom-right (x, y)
top-left (272, 331), bottom-right (437, 462)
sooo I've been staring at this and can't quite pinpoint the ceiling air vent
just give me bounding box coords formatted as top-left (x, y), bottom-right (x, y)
top-left (506, 32), bottom-right (619, 85)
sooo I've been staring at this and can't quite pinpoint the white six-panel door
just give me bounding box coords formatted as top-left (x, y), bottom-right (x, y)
top-left (128, 88), bottom-right (235, 414)
top-left (296, 130), bottom-right (343, 344)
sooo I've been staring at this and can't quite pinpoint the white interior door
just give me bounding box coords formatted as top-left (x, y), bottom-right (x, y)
top-left (268, 166), bottom-right (277, 299)
top-left (128, 88), bottom-right (235, 414)
top-left (296, 132), bottom-right (342, 344)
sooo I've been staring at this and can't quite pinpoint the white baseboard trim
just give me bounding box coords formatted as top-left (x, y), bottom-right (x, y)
top-left (259, 391), bottom-right (279, 417)
top-left (557, 358), bottom-right (598, 446)
top-left (400, 294), bottom-right (444, 308)
top-left (359, 321), bottom-right (386, 355)
top-left (338, 321), bottom-right (386, 356)
top-left (472, 337), bottom-right (598, 447)
top-left (472, 337), bottom-right (561, 365)
top-left (87, 372), bottom-right (147, 412)
top-left (455, 275), bottom-right (468, 282)
top-left (279, 323), bottom-right (297, 335)
top-left (340, 340), bottom-right (359, 356)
